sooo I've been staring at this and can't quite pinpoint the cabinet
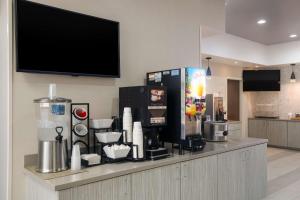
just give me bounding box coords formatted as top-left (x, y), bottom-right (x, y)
top-left (288, 122), bottom-right (300, 148)
top-left (246, 145), bottom-right (267, 200)
top-left (228, 122), bottom-right (242, 138)
top-left (59, 175), bottom-right (131, 200)
top-left (218, 149), bottom-right (246, 200)
top-left (267, 120), bottom-right (287, 147)
top-left (181, 155), bottom-right (218, 200)
top-left (27, 143), bottom-right (267, 200)
top-left (131, 163), bottom-right (180, 200)
top-left (248, 119), bottom-right (267, 139)
top-left (218, 144), bottom-right (267, 200)
top-left (249, 119), bottom-right (300, 149)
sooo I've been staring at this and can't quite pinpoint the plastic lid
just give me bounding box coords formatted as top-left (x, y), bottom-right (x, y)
top-left (34, 97), bottom-right (72, 103)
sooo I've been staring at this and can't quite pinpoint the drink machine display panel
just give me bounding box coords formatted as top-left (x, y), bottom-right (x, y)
top-left (184, 68), bottom-right (206, 138)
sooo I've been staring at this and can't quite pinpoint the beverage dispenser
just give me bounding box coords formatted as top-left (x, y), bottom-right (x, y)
top-left (147, 67), bottom-right (207, 151)
top-left (34, 84), bottom-right (71, 173)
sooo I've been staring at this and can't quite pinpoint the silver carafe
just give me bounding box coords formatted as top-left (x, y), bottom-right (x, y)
top-left (37, 138), bottom-right (69, 173)
top-left (37, 126), bottom-right (69, 173)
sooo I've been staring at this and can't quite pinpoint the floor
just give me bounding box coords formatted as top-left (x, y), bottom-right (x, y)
top-left (264, 147), bottom-right (300, 200)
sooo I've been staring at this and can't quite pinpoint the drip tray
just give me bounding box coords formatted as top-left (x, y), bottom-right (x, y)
top-left (146, 148), bottom-right (170, 160)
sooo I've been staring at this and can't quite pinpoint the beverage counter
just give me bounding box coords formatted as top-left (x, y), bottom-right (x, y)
top-left (24, 137), bottom-right (268, 200)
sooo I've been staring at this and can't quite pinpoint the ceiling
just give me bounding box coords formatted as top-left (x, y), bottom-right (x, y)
top-left (225, 0), bottom-right (300, 45)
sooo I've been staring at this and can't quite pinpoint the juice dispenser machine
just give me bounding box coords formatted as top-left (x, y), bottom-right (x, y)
top-left (34, 84), bottom-right (72, 173)
top-left (147, 67), bottom-right (207, 151)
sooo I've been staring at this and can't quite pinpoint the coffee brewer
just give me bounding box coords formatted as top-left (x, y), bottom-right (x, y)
top-left (119, 86), bottom-right (169, 160)
top-left (205, 94), bottom-right (226, 122)
top-left (147, 68), bottom-right (207, 152)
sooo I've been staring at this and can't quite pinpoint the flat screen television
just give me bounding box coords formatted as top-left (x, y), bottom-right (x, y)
top-left (16, 0), bottom-right (120, 77)
top-left (243, 70), bottom-right (280, 91)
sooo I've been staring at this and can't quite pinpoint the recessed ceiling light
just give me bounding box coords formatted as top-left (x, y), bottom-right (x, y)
top-left (234, 61), bottom-right (239, 64)
top-left (255, 65), bottom-right (259, 68)
top-left (289, 34), bottom-right (298, 38)
top-left (257, 19), bottom-right (266, 25)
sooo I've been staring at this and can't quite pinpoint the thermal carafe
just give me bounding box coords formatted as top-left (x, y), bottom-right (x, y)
top-left (34, 84), bottom-right (72, 173)
top-left (204, 121), bottom-right (228, 142)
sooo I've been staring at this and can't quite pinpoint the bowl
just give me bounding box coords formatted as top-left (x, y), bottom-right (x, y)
top-left (90, 119), bottom-right (114, 129)
top-left (73, 107), bottom-right (88, 120)
top-left (74, 124), bottom-right (88, 136)
top-left (103, 144), bottom-right (131, 159)
top-left (95, 132), bottom-right (122, 143)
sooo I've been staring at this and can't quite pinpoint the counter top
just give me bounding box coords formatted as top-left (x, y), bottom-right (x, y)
top-left (249, 117), bottom-right (300, 122)
top-left (24, 137), bottom-right (267, 192)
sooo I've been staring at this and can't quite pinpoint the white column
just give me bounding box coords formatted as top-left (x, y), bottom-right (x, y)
top-left (0, 0), bottom-right (12, 199)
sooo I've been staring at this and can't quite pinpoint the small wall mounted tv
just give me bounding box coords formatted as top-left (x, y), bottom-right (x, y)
top-left (243, 70), bottom-right (281, 91)
top-left (16, 0), bottom-right (120, 77)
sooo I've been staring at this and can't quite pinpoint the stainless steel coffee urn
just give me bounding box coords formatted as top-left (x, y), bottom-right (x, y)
top-left (34, 84), bottom-right (71, 173)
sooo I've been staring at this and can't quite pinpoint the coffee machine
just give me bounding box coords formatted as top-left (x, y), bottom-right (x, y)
top-left (119, 86), bottom-right (169, 160)
top-left (204, 94), bottom-right (228, 142)
top-left (147, 67), bottom-right (207, 152)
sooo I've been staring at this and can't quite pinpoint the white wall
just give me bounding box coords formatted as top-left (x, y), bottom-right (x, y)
top-left (0, 0), bottom-right (12, 199)
top-left (201, 33), bottom-right (267, 65)
top-left (267, 41), bottom-right (300, 65)
top-left (11, 1), bottom-right (225, 200)
top-left (202, 33), bottom-right (300, 66)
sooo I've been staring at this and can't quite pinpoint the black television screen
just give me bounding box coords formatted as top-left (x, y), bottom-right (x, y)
top-left (243, 70), bottom-right (281, 91)
top-left (16, 0), bottom-right (120, 77)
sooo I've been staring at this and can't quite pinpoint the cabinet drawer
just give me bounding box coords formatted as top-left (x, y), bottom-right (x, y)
top-left (288, 122), bottom-right (300, 149)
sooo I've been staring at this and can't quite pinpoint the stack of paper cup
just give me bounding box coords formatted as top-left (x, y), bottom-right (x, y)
top-left (133, 121), bottom-right (144, 159)
top-left (71, 144), bottom-right (81, 171)
top-left (123, 107), bottom-right (133, 143)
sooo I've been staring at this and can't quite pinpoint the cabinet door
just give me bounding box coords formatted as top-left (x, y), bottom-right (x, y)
top-left (246, 144), bottom-right (267, 200)
top-left (228, 123), bottom-right (242, 138)
top-left (132, 163), bottom-right (180, 200)
top-left (248, 119), bottom-right (267, 139)
top-left (267, 120), bottom-right (287, 147)
top-left (218, 149), bottom-right (246, 200)
top-left (58, 175), bottom-right (131, 200)
top-left (181, 155), bottom-right (218, 200)
top-left (288, 122), bottom-right (300, 149)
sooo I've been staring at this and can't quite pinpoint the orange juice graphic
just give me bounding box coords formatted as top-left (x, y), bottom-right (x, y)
top-left (189, 70), bottom-right (205, 98)
top-left (185, 68), bottom-right (206, 117)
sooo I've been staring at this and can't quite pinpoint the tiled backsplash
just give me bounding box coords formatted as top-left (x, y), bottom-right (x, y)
top-left (247, 67), bottom-right (300, 119)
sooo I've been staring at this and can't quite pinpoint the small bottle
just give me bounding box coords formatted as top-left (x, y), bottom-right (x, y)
top-left (123, 107), bottom-right (133, 143)
top-left (133, 122), bottom-right (144, 159)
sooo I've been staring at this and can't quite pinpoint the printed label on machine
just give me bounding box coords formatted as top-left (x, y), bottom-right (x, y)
top-left (150, 117), bottom-right (166, 124)
top-left (215, 131), bottom-right (224, 137)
